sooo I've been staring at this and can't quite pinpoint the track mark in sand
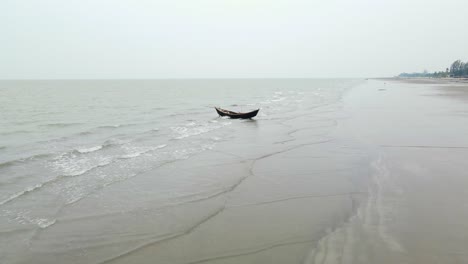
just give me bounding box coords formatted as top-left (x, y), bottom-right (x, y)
top-left (52, 186), bottom-right (235, 227)
top-left (274, 138), bottom-right (296, 144)
top-left (381, 145), bottom-right (468, 149)
top-left (96, 205), bottom-right (227, 264)
top-left (285, 122), bottom-right (337, 138)
top-left (208, 149), bottom-right (245, 160)
top-left (186, 237), bottom-right (317, 264)
top-left (254, 139), bottom-right (334, 162)
top-left (228, 192), bottom-right (367, 208)
top-left (95, 160), bottom-right (254, 264)
top-left (95, 139), bottom-right (335, 263)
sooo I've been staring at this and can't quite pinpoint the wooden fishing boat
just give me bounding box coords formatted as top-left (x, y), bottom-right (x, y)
top-left (215, 107), bottom-right (260, 119)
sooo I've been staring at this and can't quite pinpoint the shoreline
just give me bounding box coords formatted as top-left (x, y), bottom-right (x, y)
top-left (374, 77), bottom-right (468, 84)
top-left (376, 77), bottom-right (468, 102)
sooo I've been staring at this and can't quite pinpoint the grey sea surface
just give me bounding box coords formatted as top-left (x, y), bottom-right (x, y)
top-left (0, 79), bottom-right (366, 263)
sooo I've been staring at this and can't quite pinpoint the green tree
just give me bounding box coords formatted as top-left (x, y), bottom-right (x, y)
top-left (450, 60), bottom-right (462, 76)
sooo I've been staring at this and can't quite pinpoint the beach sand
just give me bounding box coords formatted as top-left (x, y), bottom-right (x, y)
top-left (319, 78), bottom-right (468, 264)
top-left (3, 79), bottom-right (468, 264)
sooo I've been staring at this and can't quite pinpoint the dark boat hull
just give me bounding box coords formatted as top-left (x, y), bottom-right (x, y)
top-left (215, 107), bottom-right (259, 119)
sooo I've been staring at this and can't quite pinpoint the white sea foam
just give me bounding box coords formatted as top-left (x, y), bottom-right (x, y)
top-left (171, 122), bottom-right (230, 140)
top-left (7, 209), bottom-right (57, 229)
top-left (76, 145), bottom-right (103, 154)
top-left (172, 144), bottom-right (214, 160)
top-left (36, 218), bottom-right (57, 228)
top-left (121, 152), bottom-right (142, 159)
top-left (271, 97), bottom-right (286, 102)
top-left (121, 144), bottom-right (167, 159)
top-left (50, 155), bottom-right (113, 177)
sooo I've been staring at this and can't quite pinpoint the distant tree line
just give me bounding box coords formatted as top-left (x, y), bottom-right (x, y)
top-left (398, 59), bottom-right (468, 78)
top-left (450, 60), bottom-right (468, 77)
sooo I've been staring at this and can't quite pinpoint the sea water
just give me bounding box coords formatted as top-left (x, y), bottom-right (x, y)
top-left (0, 79), bottom-right (362, 263)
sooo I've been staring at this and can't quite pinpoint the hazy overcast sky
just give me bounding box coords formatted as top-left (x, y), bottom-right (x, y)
top-left (1, 0), bottom-right (468, 79)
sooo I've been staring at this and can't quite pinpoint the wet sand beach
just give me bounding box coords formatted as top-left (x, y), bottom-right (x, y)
top-left (323, 78), bottom-right (468, 264)
top-left (1, 79), bottom-right (468, 263)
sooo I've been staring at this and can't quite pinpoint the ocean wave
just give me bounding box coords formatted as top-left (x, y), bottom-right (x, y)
top-left (0, 158), bottom-right (113, 206)
top-left (30, 110), bottom-right (62, 117)
top-left (53, 141), bottom-right (167, 176)
top-left (171, 121), bottom-right (231, 140)
top-left (101, 138), bottom-right (133, 148)
top-left (51, 157), bottom-right (113, 177)
top-left (40, 122), bottom-right (83, 128)
top-left (96, 123), bottom-right (136, 129)
top-left (120, 144), bottom-right (167, 159)
top-left (53, 124), bottom-right (136, 138)
top-left (0, 130), bottom-right (31, 136)
top-left (78, 131), bottom-right (93, 136)
top-left (271, 96), bottom-right (287, 102)
top-left (3, 136), bottom-right (173, 204)
top-left (120, 152), bottom-right (142, 159)
top-left (32, 123), bottom-right (140, 146)
top-left (172, 143), bottom-right (215, 160)
top-left (36, 218), bottom-right (57, 228)
top-left (61, 123), bottom-right (144, 140)
top-left (6, 209), bottom-right (57, 229)
top-left (65, 141), bottom-right (118, 156)
top-left (0, 153), bottom-right (52, 169)
top-left (0, 183), bottom-right (44, 206)
top-left (168, 111), bottom-right (206, 118)
top-left (172, 126), bottom-right (211, 139)
top-left (0, 140), bottom-right (209, 210)
top-left (97, 124), bottom-right (123, 129)
top-left (75, 145), bottom-right (103, 154)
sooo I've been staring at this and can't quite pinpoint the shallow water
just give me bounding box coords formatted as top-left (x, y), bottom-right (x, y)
top-left (0, 79), bottom-right (365, 263)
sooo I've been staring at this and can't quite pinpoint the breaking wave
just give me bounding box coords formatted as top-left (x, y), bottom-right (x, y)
top-left (0, 153), bottom-right (52, 169)
top-left (40, 122), bottom-right (83, 128)
top-left (75, 145), bottom-right (103, 154)
top-left (171, 121), bottom-right (231, 140)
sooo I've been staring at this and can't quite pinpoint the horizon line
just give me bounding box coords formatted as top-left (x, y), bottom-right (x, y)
top-left (0, 77), bottom-right (385, 81)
